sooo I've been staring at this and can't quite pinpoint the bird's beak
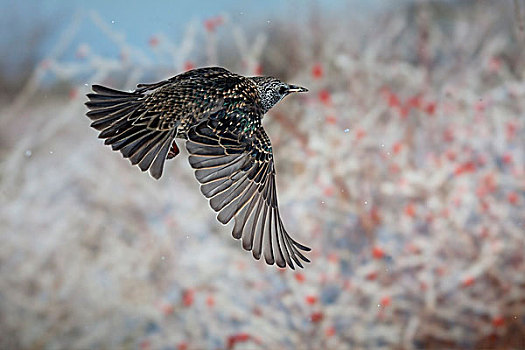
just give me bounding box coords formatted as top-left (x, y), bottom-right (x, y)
top-left (288, 85), bottom-right (308, 93)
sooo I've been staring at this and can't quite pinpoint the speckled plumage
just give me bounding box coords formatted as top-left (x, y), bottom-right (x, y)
top-left (85, 66), bottom-right (310, 269)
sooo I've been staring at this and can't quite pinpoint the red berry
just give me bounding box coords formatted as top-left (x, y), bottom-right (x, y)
top-left (182, 289), bottom-right (194, 307)
top-left (148, 36), bottom-right (159, 47)
top-left (355, 128), bottom-right (366, 140)
top-left (366, 271), bottom-right (378, 280)
top-left (325, 115), bottom-right (337, 124)
top-left (227, 333), bottom-right (251, 349)
top-left (454, 161), bottom-right (476, 176)
top-left (325, 326), bottom-right (336, 337)
top-left (492, 316), bottom-right (505, 327)
top-left (310, 311), bottom-right (324, 323)
top-left (462, 276), bottom-right (475, 287)
top-left (305, 295), bottom-right (318, 305)
top-left (380, 296), bottom-right (391, 307)
top-left (392, 142), bottom-right (403, 154)
top-left (424, 101), bottom-right (437, 115)
top-left (372, 246), bottom-right (385, 259)
top-left (508, 192), bottom-right (519, 205)
top-left (399, 106), bottom-right (409, 119)
top-left (184, 61), bottom-right (195, 71)
top-left (388, 93), bottom-right (400, 108)
top-left (318, 89), bottom-right (332, 106)
top-left (502, 153), bottom-right (513, 164)
top-left (404, 203), bottom-right (416, 218)
top-left (312, 63), bottom-right (323, 79)
top-left (406, 95), bottom-right (422, 109)
top-left (204, 19), bottom-right (214, 32)
top-left (295, 273), bottom-right (305, 283)
top-left (323, 186), bottom-right (335, 197)
top-left (204, 16), bottom-right (224, 32)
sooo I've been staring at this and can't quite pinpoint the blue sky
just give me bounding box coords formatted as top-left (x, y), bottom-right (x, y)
top-left (2, 0), bottom-right (393, 59)
top-left (0, 0), bottom-right (402, 83)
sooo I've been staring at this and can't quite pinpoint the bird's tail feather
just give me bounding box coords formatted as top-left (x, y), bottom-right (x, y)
top-left (85, 84), bottom-right (176, 179)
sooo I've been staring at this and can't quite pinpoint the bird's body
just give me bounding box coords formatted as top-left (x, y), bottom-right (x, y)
top-left (85, 66), bottom-right (310, 269)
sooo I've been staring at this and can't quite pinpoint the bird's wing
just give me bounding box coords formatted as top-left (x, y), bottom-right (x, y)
top-left (186, 117), bottom-right (311, 269)
top-left (133, 67), bottom-right (238, 132)
top-left (85, 67), bottom-right (240, 179)
top-left (86, 84), bottom-right (177, 179)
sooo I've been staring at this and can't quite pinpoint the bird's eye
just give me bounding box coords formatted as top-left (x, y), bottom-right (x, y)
top-left (278, 86), bottom-right (287, 95)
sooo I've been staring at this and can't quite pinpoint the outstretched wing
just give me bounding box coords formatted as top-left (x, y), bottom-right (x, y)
top-left (85, 84), bottom-right (178, 179)
top-left (186, 117), bottom-right (311, 269)
top-left (85, 67), bottom-right (241, 179)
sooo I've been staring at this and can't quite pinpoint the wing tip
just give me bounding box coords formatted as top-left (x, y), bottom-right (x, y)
top-left (264, 255), bottom-right (275, 266)
top-left (276, 259), bottom-right (287, 269)
top-left (252, 250), bottom-right (262, 260)
top-left (297, 243), bottom-right (312, 252)
top-left (149, 169), bottom-right (162, 180)
top-left (229, 219), bottom-right (311, 269)
top-left (240, 233), bottom-right (309, 270)
top-left (216, 212), bottom-right (229, 225)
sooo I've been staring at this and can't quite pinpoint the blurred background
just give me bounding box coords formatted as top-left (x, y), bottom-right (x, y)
top-left (1, 0), bottom-right (524, 349)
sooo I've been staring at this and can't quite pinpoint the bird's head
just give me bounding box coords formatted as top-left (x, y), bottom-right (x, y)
top-left (250, 76), bottom-right (308, 113)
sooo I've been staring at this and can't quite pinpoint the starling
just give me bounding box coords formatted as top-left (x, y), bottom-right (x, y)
top-left (85, 66), bottom-right (310, 269)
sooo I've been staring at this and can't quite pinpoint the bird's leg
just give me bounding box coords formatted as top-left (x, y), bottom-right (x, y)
top-left (167, 140), bottom-right (180, 159)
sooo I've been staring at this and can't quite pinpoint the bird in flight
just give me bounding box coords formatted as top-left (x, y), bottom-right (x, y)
top-left (85, 66), bottom-right (310, 269)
